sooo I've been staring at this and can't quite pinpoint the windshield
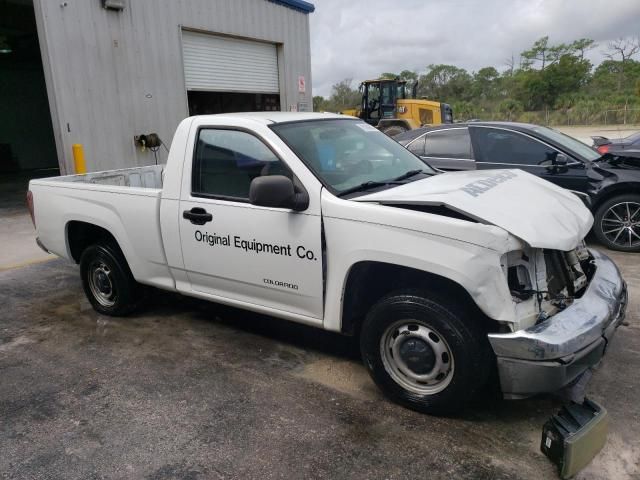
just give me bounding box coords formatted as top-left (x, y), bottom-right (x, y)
top-left (531, 125), bottom-right (601, 161)
top-left (271, 119), bottom-right (435, 195)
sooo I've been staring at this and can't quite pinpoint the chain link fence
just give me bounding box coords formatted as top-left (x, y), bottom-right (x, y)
top-left (472, 107), bottom-right (640, 126)
top-left (526, 107), bottom-right (640, 126)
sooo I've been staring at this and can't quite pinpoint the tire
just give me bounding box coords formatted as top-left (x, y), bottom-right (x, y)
top-left (593, 194), bottom-right (640, 252)
top-left (360, 290), bottom-right (492, 415)
top-left (79, 242), bottom-right (141, 316)
top-left (381, 125), bottom-right (408, 137)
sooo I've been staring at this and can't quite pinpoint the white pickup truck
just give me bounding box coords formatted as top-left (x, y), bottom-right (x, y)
top-left (28, 112), bottom-right (627, 414)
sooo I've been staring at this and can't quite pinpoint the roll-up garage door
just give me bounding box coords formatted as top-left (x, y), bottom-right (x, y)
top-left (182, 31), bottom-right (279, 94)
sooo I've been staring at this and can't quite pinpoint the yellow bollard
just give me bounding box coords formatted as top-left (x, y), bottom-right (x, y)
top-left (72, 144), bottom-right (87, 174)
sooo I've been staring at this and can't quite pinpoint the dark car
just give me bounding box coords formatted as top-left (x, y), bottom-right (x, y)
top-left (592, 131), bottom-right (640, 155)
top-left (395, 121), bottom-right (640, 252)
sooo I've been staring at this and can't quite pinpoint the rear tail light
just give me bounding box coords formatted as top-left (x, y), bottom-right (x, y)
top-left (597, 145), bottom-right (610, 154)
top-left (26, 190), bottom-right (36, 228)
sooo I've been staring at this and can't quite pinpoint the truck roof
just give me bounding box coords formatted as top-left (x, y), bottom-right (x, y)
top-left (190, 111), bottom-right (348, 125)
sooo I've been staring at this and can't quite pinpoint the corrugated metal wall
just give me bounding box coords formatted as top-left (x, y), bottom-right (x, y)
top-left (33, 0), bottom-right (312, 173)
top-left (182, 32), bottom-right (280, 93)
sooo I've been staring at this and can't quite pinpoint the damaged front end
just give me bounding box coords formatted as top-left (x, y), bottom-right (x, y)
top-left (489, 248), bottom-right (627, 399)
top-left (501, 242), bottom-right (593, 329)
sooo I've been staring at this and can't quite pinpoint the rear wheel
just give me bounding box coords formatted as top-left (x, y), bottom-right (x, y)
top-left (360, 290), bottom-right (492, 415)
top-left (594, 194), bottom-right (640, 252)
top-left (80, 242), bottom-right (140, 316)
top-left (381, 125), bottom-right (408, 137)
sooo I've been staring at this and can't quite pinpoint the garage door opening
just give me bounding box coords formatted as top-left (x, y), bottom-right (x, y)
top-left (0, 0), bottom-right (58, 208)
top-left (182, 31), bottom-right (281, 115)
top-left (187, 91), bottom-right (280, 115)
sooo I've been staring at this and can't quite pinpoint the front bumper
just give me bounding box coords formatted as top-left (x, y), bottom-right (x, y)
top-left (488, 249), bottom-right (627, 398)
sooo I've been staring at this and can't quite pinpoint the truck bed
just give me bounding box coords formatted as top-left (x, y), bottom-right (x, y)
top-left (29, 164), bottom-right (173, 290)
top-left (52, 165), bottom-right (164, 189)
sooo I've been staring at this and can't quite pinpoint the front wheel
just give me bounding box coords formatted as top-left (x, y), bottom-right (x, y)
top-left (593, 194), bottom-right (640, 252)
top-left (360, 291), bottom-right (492, 415)
top-left (80, 242), bottom-right (141, 316)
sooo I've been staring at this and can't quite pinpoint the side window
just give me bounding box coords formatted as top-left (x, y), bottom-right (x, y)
top-left (471, 127), bottom-right (556, 165)
top-left (407, 136), bottom-right (426, 156)
top-left (424, 129), bottom-right (472, 159)
top-left (192, 129), bottom-right (291, 199)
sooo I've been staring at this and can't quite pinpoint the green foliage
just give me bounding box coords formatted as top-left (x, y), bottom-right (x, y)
top-left (312, 96), bottom-right (325, 112)
top-left (498, 99), bottom-right (524, 121)
top-left (314, 36), bottom-right (640, 124)
top-left (417, 64), bottom-right (473, 101)
top-left (315, 79), bottom-right (362, 112)
top-left (452, 101), bottom-right (476, 121)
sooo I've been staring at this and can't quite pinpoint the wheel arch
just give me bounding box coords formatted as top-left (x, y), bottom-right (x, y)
top-left (340, 261), bottom-right (496, 336)
top-left (66, 220), bottom-right (125, 264)
top-left (592, 183), bottom-right (640, 212)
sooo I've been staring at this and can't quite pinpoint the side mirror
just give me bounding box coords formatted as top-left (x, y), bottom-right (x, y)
top-left (546, 153), bottom-right (569, 174)
top-left (555, 153), bottom-right (569, 173)
top-left (249, 175), bottom-right (309, 211)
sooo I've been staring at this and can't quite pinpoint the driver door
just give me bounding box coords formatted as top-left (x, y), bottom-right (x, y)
top-left (380, 82), bottom-right (397, 120)
top-left (178, 128), bottom-right (324, 321)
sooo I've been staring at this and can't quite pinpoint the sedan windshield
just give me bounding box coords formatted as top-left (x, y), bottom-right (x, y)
top-left (531, 125), bottom-right (601, 162)
top-left (270, 119), bottom-right (435, 195)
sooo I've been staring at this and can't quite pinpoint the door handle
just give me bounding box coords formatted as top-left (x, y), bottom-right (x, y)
top-left (183, 207), bottom-right (212, 225)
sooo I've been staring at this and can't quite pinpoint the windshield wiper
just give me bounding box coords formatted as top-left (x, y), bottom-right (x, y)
top-left (391, 169), bottom-right (427, 181)
top-left (337, 180), bottom-right (402, 197)
top-left (337, 170), bottom-right (429, 197)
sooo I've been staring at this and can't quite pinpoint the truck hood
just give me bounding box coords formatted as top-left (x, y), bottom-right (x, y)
top-left (356, 169), bottom-right (593, 250)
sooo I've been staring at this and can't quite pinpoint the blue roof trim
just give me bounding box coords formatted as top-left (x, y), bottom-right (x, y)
top-left (267, 0), bottom-right (315, 13)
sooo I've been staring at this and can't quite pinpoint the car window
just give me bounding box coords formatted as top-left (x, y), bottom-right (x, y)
top-left (407, 135), bottom-right (426, 156)
top-left (424, 129), bottom-right (472, 159)
top-left (531, 125), bottom-right (598, 161)
top-left (471, 127), bottom-right (556, 165)
top-left (192, 129), bottom-right (291, 199)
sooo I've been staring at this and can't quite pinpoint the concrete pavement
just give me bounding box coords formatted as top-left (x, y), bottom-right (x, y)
top-left (0, 172), bottom-right (56, 271)
top-left (0, 249), bottom-right (639, 479)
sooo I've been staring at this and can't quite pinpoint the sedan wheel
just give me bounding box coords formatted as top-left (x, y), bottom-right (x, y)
top-left (599, 201), bottom-right (640, 250)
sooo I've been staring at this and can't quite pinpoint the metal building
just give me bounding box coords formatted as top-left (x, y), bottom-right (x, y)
top-left (0, 0), bottom-right (314, 175)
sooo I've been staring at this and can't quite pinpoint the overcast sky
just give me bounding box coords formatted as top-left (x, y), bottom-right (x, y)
top-left (309, 0), bottom-right (640, 97)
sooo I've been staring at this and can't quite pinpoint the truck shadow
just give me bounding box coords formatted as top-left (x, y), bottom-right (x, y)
top-left (143, 287), bottom-right (567, 422)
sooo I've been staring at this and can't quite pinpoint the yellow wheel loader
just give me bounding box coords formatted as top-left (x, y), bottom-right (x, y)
top-left (341, 78), bottom-right (453, 136)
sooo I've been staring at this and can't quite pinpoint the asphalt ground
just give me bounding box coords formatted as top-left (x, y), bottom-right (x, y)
top-left (1, 243), bottom-right (639, 479)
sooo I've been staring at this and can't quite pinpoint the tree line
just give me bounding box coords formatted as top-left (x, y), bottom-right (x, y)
top-left (313, 36), bottom-right (640, 125)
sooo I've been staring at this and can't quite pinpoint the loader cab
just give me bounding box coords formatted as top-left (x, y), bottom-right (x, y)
top-left (352, 78), bottom-right (453, 137)
top-left (360, 79), bottom-right (406, 126)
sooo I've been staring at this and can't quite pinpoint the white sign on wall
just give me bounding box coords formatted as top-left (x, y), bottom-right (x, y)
top-left (298, 75), bottom-right (306, 93)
